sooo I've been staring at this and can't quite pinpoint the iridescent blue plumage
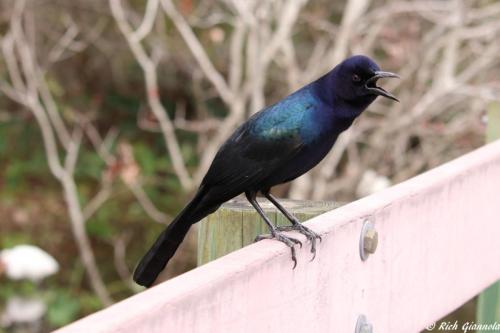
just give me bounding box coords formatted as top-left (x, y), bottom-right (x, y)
top-left (252, 87), bottom-right (317, 142)
top-left (133, 55), bottom-right (399, 287)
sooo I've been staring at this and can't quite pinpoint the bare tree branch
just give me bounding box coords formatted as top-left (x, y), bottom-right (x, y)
top-left (160, 0), bottom-right (234, 104)
top-left (2, 0), bottom-right (113, 306)
top-left (132, 0), bottom-right (160, 42)
top-left (110, 0), bottom-right (194, 190)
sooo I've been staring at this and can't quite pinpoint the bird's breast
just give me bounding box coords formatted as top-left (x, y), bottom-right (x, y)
top-left (299, 105), bottom-right (346, 144)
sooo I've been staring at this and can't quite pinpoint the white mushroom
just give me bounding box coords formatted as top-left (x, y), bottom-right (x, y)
top-left (0, 297), bottom-right (46, 327)
top-left (0, 245), bottom-right (59, 282)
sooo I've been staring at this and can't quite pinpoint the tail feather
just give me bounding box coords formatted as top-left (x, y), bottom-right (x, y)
top-left (133, 217), bottom-right (191, 287)
top-left (133, 187), bottom-right (215, 287)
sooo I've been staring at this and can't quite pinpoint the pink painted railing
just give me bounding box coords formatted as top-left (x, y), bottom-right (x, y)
top-left (56, 140), bottom-right (500, 333)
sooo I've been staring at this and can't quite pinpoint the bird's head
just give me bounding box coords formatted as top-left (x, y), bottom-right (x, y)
top-left (332, 55), bottom-right (399, 107)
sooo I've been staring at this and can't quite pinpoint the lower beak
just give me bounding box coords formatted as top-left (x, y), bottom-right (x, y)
top-left (365, 71), bottom-right (400, 102)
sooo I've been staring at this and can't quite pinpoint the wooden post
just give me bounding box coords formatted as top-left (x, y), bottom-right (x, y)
top-left (477, 102), bottom-right (500, 330)
top-left (197, 197), bottom-right (339, 266)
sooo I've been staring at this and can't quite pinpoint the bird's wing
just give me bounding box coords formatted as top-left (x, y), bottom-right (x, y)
top-left (201, 99), bottom-right (313, 198)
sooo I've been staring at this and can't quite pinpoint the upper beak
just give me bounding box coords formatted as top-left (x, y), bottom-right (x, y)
top-left (365, 71), bottom-right (400, 102)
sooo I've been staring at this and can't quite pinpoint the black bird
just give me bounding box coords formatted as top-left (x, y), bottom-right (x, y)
top-left (134, 55), bottom-right (399, 287)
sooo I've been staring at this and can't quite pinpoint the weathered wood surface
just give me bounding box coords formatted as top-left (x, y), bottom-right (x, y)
top-left (477, 102), bottom-right (500, 330)
top-left (55, 140), bottom-right (500, 333)
top-left (198, 199), bottom-right (339, 265)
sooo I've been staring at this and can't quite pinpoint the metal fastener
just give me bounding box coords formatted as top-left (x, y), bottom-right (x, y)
top-left (355, 314), bottom-right (373, 333)
top-left (360, 220), bottom-right (378, 260)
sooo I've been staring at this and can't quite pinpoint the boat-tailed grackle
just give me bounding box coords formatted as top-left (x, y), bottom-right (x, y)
top-left (134, 55), bottom-right (399, 287)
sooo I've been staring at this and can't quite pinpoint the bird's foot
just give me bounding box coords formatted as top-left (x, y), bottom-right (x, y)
top-left (255, 231), bottom-right (302, 268)
top-left (276, 224), bottom-right (321, 261)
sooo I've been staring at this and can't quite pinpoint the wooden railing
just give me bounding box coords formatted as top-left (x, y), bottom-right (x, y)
top-left (55, 139), bottom-right (500, 333)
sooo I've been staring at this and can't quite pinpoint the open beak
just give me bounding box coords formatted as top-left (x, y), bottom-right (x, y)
top-left (365, 71), bottom-right (400, 102)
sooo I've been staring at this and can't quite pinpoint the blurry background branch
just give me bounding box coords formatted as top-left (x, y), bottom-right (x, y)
top-left (0, 0), bottom-right (180, 310)
top-left (110, 0), bottom-right (194, 191)
top-left (0, 0), bottom-right (113, 306)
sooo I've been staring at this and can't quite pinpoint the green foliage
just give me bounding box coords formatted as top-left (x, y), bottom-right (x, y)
top-left (134, 142), bottom-right (161, 176)
top-left (46, 291), bottom-right (81, 327)
top-left (0, 121), bottom-right (52, 195)
top-left (86, 217), bottom-right (114, 240)
top-left (0, 232), bottom-right (32, 249)
top-left (0, 280), bottom-right (37, 300)
top-left (76, 149), bottom-right (106, 181)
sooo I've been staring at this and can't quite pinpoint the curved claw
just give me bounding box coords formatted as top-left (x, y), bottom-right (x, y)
top-left (290, 246), bottom-right (297, 269)
top-left (308, 236), bottom-right (317, 262)
top-left (276, 224), bottom-right (321, 261)
top-left (289, 237), bottom-right (303, 248)
top-left (254, 231), bottom-right (301, 267)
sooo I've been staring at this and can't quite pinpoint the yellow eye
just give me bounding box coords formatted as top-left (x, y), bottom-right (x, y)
top-left (352, 74), bottom-right (361, 82)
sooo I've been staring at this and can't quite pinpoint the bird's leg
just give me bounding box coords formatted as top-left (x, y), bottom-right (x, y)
top-left (245, 191), bottom-right (302, 268)
top-left (262, 189), bottom-right (322, 260)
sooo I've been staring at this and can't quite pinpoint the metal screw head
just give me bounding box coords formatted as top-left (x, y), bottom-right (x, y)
top-left (359, 324), bottom-right (373, 333)
top-left (355, 315), bottom-right (373, 333)
top-left (363, 228), bottom-right (378, 254)
top-left (360, 220), bottom-right (378, 260)
top-left (360, 323), bottom-right (373, 333)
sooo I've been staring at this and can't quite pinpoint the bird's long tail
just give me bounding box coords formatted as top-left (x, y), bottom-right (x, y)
top-left (133, 187), bottom-right (215, 287)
